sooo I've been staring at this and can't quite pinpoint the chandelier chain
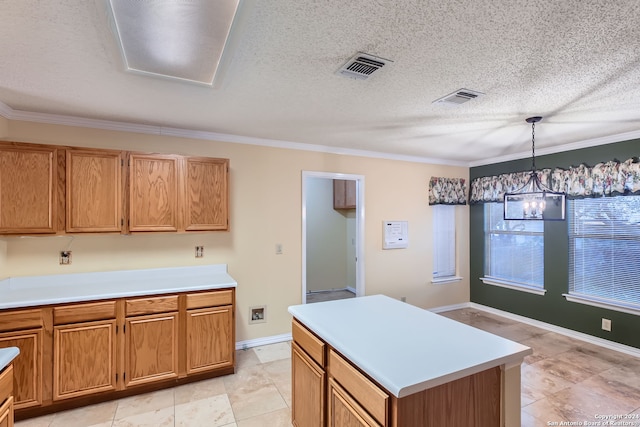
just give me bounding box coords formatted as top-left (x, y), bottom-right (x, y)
top-left (531, 121), bottom-right (536, 171)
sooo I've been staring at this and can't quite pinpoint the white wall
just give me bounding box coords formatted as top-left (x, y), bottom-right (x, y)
top-left (2, 119), bottom-right (471, 342)
top-left (305, 178), bottom-right (353, 293)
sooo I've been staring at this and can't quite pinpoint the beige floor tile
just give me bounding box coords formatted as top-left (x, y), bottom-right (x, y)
top-left (521, 363), bottom-right (573, 407)
top-left (15, 413), bottom-right (55, 427)
top-left (114, 388), bottom-right (175, 420)
top-left (112, 407), bottom-right (174, 427)
top-left (520, 332), bottom-right (581, 364)
top-left (175, 393), bottom-right (235, 427)
top-left (49, 401), bottom-right (117, 427)
top-left (227, 382), bottom-right (288, 421)
top-left (262, 358), bottom-right (292, 407)
top-left (580, 373), bottom-right (640, 410)
top-left (174, 376), bottom-right (227, 405)
top-left (596, 364), bottom-right (640, 392)
top-left (547, 382), bottom-right (637, 422)
top-left (253, 342), bottom-right (291, 364)
top-left (235, 348), bottom-right (261, 370)
top-left (236, 408), bottom-right (292, 427)
top-left (223, 363), bottom-right (273, 395)
top-left (533, 356), bottom-right (598, 384)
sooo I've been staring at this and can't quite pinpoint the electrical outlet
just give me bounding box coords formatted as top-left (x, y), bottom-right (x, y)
top-left (195, 246), bottom-right (204, 258)
top-left (275, 243), bottom-right (283, 255)
top-left (401, 296), bottom-right (407, 302)
top-left (601, 318), bottom-right (612, 332)
top-left (59, 251), bottom-right (72, 265)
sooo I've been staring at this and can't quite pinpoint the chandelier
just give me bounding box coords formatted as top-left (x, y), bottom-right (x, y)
top-left (503, 117), bottom-right (566, 221)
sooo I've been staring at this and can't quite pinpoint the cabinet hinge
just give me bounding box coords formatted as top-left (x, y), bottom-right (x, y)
top-left (116, 325), bottom-right (118, 334)
top-left (121, 218), bottom-right (124, 226)
top-left (123, 324), bottom-right (126, 333)
top-left (124, 372), bottom-right (126, 380)
top-left (121, 159), bottom-right (124, 167)
top-left (115, 373), bottom-right (118, 381)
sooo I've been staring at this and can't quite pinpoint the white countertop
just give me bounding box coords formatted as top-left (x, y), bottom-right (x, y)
top-left (0, 264), bottom-right (237, 310)
top-left (288, 294), bottom-right (532, 398)
top-left (0, 347), bottom-right (19, 371)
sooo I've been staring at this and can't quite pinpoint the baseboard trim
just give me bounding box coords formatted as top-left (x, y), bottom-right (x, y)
top-left (428, 302), bottom-right (470, 313)
top-left (236, 332), bottom-right (292, 351)
top-left (462, 302), bottom-right (640, 358)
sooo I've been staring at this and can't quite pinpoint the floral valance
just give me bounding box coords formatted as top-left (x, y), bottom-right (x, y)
top-left (429, 177), bottom-right (467, 205)
top-left (470, 156), bottom-right (640, 204)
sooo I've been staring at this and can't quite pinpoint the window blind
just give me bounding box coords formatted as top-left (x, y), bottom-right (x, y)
top-left (569, 196), bottom-right (640, 310)
top-left (433, 205), bottom-right (456, 278)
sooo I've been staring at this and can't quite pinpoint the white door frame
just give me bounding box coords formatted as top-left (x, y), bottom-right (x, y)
top-left (301, 171), bottom-right (365, 303)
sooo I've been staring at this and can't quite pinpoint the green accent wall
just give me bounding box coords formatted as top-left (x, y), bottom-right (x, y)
top-left (470, 138), bottom-right (640, 349)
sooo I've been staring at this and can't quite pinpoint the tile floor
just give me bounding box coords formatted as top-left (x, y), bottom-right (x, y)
top-left (306, 289), bottom-right (355, 304)
top-left (15, 307), bottom-right (640, 426)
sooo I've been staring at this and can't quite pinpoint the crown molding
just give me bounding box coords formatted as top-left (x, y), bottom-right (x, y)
top-left (0, 101), bottom-right (467, 167)
top-left (469, 129), bottom-right (640, 168)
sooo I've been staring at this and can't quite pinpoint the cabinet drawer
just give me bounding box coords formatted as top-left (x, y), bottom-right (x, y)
top-left (0, 309), bottom-right (43, 333)
top-left (292, 319), bottom-right (325, 367)
top-left (186, 289), bottom-right (233, 310)
top-left (126, 295), bottom-right (178, 316)
top-left (328, 349), bottom-right (388, 426)
top-left (0, 365), bottom-right (12, 402)
top-left (54, 301), bottom-right (116, 325)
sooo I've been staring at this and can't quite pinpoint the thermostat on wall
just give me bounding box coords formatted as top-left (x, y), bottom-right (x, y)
top-left (383, 221), bottom-right (408, 249)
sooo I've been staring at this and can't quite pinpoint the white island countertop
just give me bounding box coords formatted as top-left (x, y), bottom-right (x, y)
top-left (289, 294), bottom-right (532, 398)
top-left (0, 264), bottom-right (237, 310)
top-left (0, 347), bottom-right (19, 371)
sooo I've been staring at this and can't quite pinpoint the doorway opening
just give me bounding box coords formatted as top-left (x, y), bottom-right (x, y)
top-left (302, 171), bottom-right (365, 304)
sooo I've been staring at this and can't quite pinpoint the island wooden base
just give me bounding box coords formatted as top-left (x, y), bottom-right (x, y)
top-left (391, 366), bottom-right (501, 427)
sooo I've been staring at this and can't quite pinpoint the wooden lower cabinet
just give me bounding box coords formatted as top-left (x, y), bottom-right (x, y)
top-left (0, 329), bottom-right (42, 409)
top-left (0, 396), bottom-right (13, 427)
top-left (186, 306), bottom-right (233, 374)
top-left (7, 288), bottom-right (235, 421)
top-left (292, 343), bottom-right (325, 427)
top-left (328, 378), bottom-right (380, 427)
top-left (0, 364), bottom-right (14, 427)
top-left (124, 312), bottom-right (179, 387)
top-left (53, 320), bottom-right (117, 400)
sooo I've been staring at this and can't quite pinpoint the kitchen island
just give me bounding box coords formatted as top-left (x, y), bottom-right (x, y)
top-left (288, 295), bottom-right (531, 427)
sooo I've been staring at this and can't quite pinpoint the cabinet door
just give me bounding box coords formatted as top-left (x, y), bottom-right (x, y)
top-left (0, 396), bottom-right (13, 427)
top-left (292, 343), bottom-right (325, 427)
top-left (186, 306), bottom-right (233, 374)
top-left (66, 149), bottom-right (122, 232)
top-left (328, 378), bottom-right (381, 427)
top-left (0, 145), bottom-right (57, 234)
top-left (129, 154), bottom-right (180, 232)
top-left (184, 157), bottom-right (229, 231)
top-left (333, 179), bottom-right (356, 210)
top-left (125, 312), bottom-right (178, 387)
top-left (0, 330), bottom-right (42, 409)
top-left (53, 320), bottom-right (117, 400)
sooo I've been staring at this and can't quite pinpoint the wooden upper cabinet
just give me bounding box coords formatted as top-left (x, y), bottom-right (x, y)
top-left (66, 149), bottom-right (122, 233)
top-left (0, 144), bottom-right (57, 234)
top-left (333, 179), bottom-right (356, 210)
top-left (184, 157), bottom-right (229, 231)
top-left (128, 154), bottom-right (180, 232)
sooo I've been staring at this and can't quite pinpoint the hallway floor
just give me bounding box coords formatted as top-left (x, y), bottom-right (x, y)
top-left (15, 307), bottom-right (640, 426)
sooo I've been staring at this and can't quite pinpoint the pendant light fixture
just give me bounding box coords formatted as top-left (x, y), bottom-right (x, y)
top-left (503, 117), bottom-right (566, 221)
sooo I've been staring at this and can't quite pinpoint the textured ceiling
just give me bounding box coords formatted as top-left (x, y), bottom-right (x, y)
top-left (1, 0), bottom-right (640, 166)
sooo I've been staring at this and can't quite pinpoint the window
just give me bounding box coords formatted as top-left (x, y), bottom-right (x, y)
top-left (482, 203), bottom-right (545, 294)
top-left (432, 205), bottom-right (460, 283)
top-left (567, 196), bottom-right (640, 313)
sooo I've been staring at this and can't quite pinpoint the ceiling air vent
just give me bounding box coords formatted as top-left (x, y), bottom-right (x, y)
top-left (433, 88), bottom-right (484, 105)
top-left (337, 53), bottom-right (391, 80)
